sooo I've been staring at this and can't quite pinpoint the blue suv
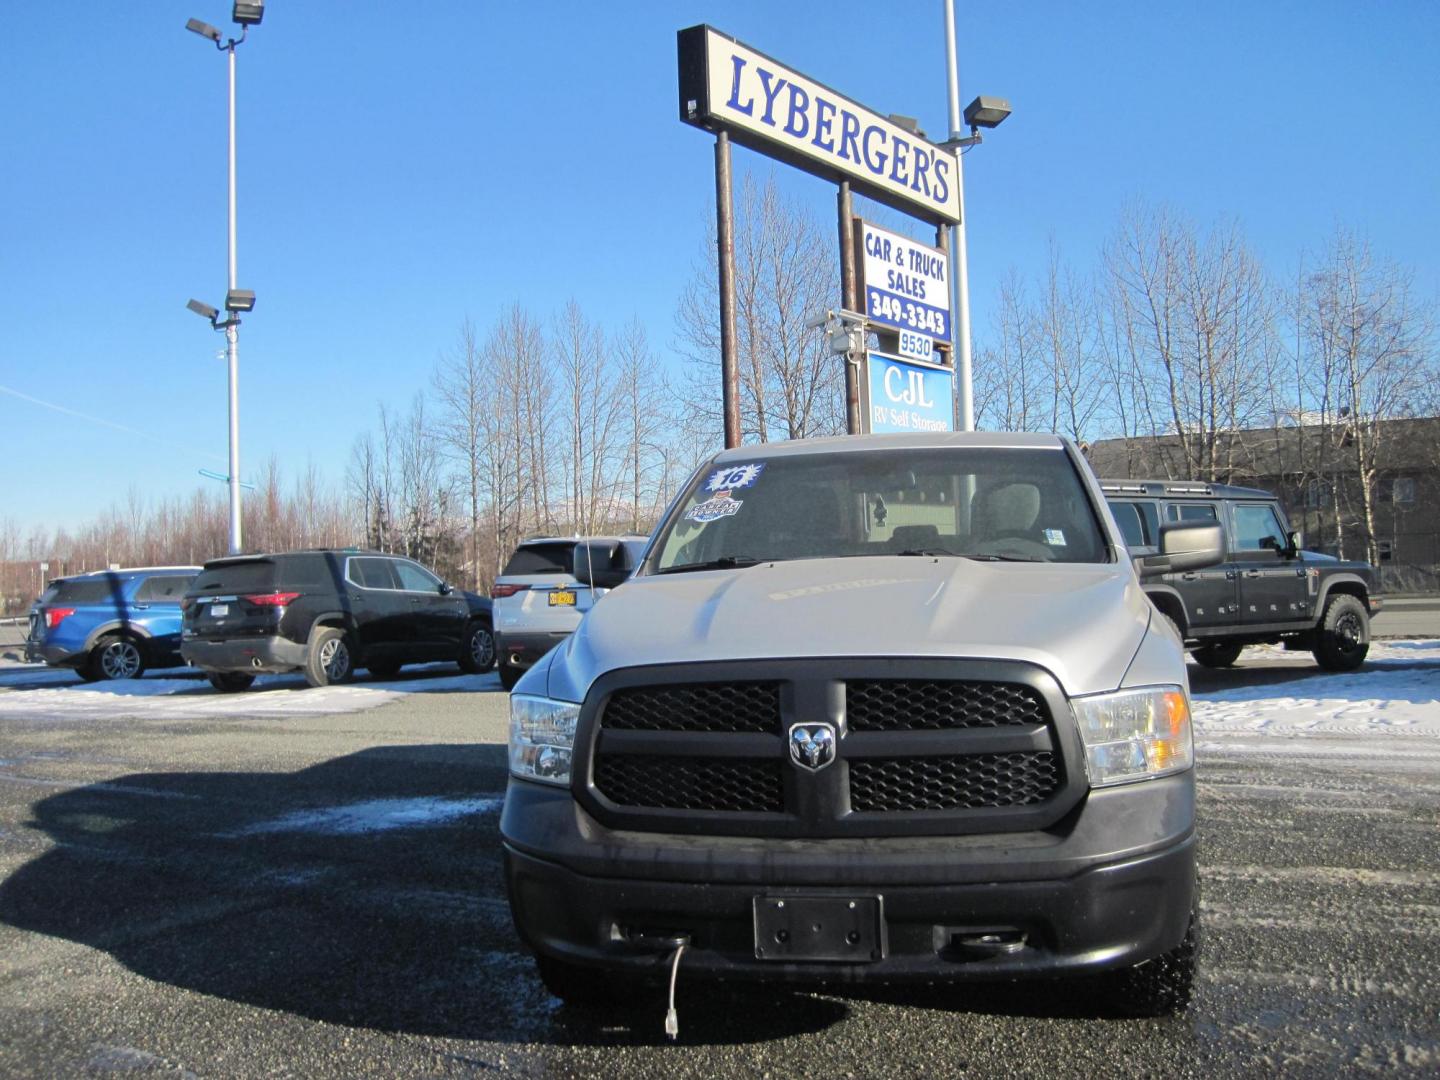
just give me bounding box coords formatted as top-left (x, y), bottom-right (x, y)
top-left (25, 567), bottom-right (201, 681)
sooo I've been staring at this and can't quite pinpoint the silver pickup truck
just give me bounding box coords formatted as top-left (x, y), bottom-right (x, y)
top-left (501, 432), bottom-right (1222, 1021)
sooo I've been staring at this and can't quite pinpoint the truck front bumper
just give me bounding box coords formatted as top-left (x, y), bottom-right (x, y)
top-left (501, 773), bottom-right (1196, 984)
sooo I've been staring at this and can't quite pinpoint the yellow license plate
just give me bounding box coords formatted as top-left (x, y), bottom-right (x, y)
top-left (548, 590), bottom-right (577, 607)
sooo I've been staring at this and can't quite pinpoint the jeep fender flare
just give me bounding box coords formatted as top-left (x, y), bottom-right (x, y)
top-left (1314, 573), bottom-right (1370, 615)
top-left (82, 620), bottom-right (153, 652)
top-left (1140, 584), bottom-right (1188, 636)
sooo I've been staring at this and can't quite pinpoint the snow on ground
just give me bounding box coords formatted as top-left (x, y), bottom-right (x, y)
top-left (0, 662), bottom-right (500, 719)
top-left (1192, 640), bottom-right (1440, 739)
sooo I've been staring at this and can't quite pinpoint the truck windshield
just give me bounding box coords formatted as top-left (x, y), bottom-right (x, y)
top-left (652, 447), bottom-right (1109, 571)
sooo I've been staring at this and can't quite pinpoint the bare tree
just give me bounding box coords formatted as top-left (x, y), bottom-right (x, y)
top-left (1297, 228), bottom-right (1436, 563)
top-left (676, 172), bottom-right (844, 446)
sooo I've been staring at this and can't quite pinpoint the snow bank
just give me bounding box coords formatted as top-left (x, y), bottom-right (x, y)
top-left (1192, 640), bottom-right (1440, 738)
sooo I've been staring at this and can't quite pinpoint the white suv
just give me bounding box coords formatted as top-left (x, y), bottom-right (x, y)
top-left (492, 536), bottom-right (648, 690)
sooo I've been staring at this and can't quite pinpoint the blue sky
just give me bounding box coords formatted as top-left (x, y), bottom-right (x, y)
top-left (3, 1), bottom-right (1437, 534)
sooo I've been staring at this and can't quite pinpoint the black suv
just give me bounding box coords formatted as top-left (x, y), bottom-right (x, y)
top-left (181, 550), bottom-right (495, 691)
top-left (1102, 480), bottom-right (1380, 671)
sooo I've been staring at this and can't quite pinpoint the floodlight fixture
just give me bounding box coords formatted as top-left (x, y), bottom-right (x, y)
top-left (887, 113), bottom-right (926, 139)
top-left (185, 17), bottom-right (222, 42)
top-left (963, 95), bottom-right (1012, 130)
top-left (224, 288), bottom-right (256, 312)
top-left (187, 298), bottom-right (220, 321)
top-left (231, 1), bottom-right (264, 26)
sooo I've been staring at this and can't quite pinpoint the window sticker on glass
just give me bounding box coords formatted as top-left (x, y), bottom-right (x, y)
top-left (1044, 528), bottom-right (1067, 546)
top-left (705, 463), bottom-right (765, 492)
top-left (687, 493), bottom-right (745, 523)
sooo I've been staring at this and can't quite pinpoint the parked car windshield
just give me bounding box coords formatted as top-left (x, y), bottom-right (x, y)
top-left (652, 446), bottom-right (1109, 571)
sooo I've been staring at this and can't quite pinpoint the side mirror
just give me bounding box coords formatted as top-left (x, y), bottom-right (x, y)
top-left (572, 540), bottom-right (634, 590)
top-left (1137, 522), bottom-right (1224, 580)
top-left (1287, 530), bottom-right (1302, 558)
top-left (439, 581), bottom-right (453, 595)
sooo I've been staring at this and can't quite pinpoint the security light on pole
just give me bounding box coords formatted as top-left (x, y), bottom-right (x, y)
top-left (185, 7), bottom-right (260, 555)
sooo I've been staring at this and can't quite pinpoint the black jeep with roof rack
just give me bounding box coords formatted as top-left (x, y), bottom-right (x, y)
top-left (1100, 479), bottom-right (1380, 671)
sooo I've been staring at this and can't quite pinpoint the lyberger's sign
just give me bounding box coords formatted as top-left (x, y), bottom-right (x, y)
top-left (678, 25), bottom-right (961, 226)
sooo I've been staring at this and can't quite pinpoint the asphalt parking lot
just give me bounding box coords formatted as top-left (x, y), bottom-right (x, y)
top-left (0, 658), bottom-right (1437, 1078)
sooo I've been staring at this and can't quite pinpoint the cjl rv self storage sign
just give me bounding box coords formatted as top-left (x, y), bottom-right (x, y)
top-left (857, 220), bottom-right (950, 358)
top-left (866, 351), bottom-right (954, 434)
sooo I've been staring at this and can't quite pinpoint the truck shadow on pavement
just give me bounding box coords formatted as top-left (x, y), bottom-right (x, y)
top-left (0, 744), bottom-right (848, 1046)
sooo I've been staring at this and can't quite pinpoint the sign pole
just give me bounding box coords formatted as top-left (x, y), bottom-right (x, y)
top-left (943, 1), bottom-right (975, 432)
top-left (714, 131), bottom-right (741, 449)
top-left (838, 180), bottom-right (860, 436)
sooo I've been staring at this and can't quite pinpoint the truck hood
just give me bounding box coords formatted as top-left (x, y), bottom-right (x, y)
top-left (548, 556), bottom-right (1152, 702)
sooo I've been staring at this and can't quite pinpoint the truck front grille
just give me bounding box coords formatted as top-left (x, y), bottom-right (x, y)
top-left (593, 754), bottom-right (783, 813)
top-left (849, 752), bottom-right (1060, 812)
top-left (601, 681), bottom-right (781, 733)
top-left (846, 679), bottom-right (1046, 730)
top-left (583, 662), bottom-right (1078, 837)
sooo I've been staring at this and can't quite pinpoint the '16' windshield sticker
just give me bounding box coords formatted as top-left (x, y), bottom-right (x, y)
top-left (705, 462), bottom-right (765, 492)
top-left (687, 493), bottom-right (744, 524)
top-left (1044, 528), bottom-right (1067, 546)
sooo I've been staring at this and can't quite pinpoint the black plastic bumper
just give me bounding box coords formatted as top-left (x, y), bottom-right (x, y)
top-left (181, 635), bottom-right (307, 674)
top-left (502, 773), bottom-right (1196, 984)
top-left (25, 641), bottom-right (79, 666)
top-left (495, 630), bottom-right (570, 672)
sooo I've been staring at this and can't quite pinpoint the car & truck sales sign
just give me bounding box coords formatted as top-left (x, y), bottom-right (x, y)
top-left (857, 220), bottom-right (950, 361)
top-left (678, 26), bottom-right (962, 226)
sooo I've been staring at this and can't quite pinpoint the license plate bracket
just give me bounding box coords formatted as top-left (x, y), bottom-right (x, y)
top-left (753, 894), bottom-right (885, 963)
top-left (209, 603), bottom-right (229, 617)
top-left (547, 590), bottom-right (576, 607)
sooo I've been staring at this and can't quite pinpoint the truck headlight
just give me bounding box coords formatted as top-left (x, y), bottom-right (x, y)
top-left (509, 694), bottom-right (579, 787)
top-left (1072, 686), bottom-right (1193, 787)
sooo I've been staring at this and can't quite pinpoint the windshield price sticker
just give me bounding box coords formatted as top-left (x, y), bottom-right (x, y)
top-left (687, 493), bottom-right (745, 523)
top-left (706, 463), bottom-right (766, 491)
top-left (858, 221), bottom-right (951, 342)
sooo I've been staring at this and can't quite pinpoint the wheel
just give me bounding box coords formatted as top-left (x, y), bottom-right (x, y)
top-left (533, 954), bottom-right (640, 1007)
top-left (1192, 642), bottom-right (1243, 668)
top-left (499, 662), bottom-right (523, 691)
top-left (367, 661), bottom-right (402, 680)
top-left (86, 633), bottom-right (145, 681)
top-left (208, 672), bottom-right (255, 693)
top-left (1106, 910), bottom-right (1199, 1017)
top-left (304, 626), bottom-right (355, 688)
top-left (1312, 594), bottom-right (1370, 672)
top-left (460, 620), bottom-right (496, 674)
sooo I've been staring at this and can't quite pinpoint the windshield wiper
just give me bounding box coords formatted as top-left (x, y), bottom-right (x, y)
top-left (964, 553), bottom-right (1044, 562)
top-left (658, 555), bottom-right (767, 575)
top-left (894, 548), bottom-right (960, 557)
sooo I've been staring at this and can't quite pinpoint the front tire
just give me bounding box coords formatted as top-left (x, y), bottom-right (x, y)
top-left (460, 620), bottom-right (496, 674)
top-left (86, 634), bottom-right (145, 681)
top-left (1106, 910), bottom-right (1199, 1017)
top-left (304, 627), bottom-right (355, 688)
top-left (208, 672), bottom-right (255, 693)
top-left (1192, 642), bottom-right (1243, 668)
top-left (1312, 594), bottom-right (1370, 672)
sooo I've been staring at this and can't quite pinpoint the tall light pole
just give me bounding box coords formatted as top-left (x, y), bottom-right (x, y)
top-left (941, 2), bottom-right (1009, 432)
top-left (185, 2), bottom-right (263, 554)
